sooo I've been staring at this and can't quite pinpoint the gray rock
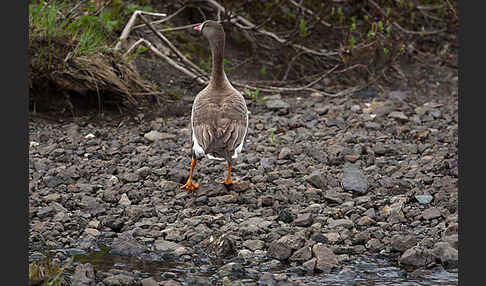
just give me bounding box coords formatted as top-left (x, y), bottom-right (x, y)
top-left (103, 274), bottom-right (135, 286)
top-left (72, 263), bottom-right (95, 286)
top-left (162, 280), bottom-right (182, 286)
top-left (341, 163), bottom-right (369, 194)
top-left (312, 244), bottom-right (338, 273)
top-left (118, 193), bottom-right (131, 206)
top-left (443, 234), bottom-right (458, 249)
top-left (373, 142), bottom-right (387, 156)
top-left (278, 147), bottom-right (292, 160)
top-left (243, 239), bottom-right (265, 251)
top-left (389, 111), bottom-right (409, 120)
top-left (136, 166), bottom-right (151, 178)
top-left (365, 238), bottom-right (384, 251)
top-left (37, 206), bottom-right (55, 218)
top-left (305, 170), bottom-right (327, 190)
top-left (422, 207), bottom-right (442, 220)
top-left (323, 188), bottom-right (345, 204)
top-left (144, 130), bottom-right (176, 141)
top-left (277, 235), bottom-right (305, 250)
top-left (110, 232), bottom-right (146, 256)
top-left (328, 219), bottom-right (354, 229)
top-left (80, 195), bottom-right (105, 216)
top-left (141, 277), bottom-right (158, 286)
top-left (389, 90), bottom-right (408, 101)
top-left (154, 239), bottom-right (182, 253)
top-left (265, 96), bottom-right (290, 113)
top-left (356, 216), bottom-right (375, 226)
top-left (415, 194), bottom-right (433, 204)
top-left (289, 246), bottom-right (312, 262)
top-left (399, 247), bottom-right (433, 267)
top-left (217, 262), bottom-right (247, 279)
top-left (302, 258), bottom-right (317, 273)
top-left (293, 213), bottom-right (313, 227)
top-left (391, 234), bottom-right (417, 252)
top-left (186, 275), bottom-right (211, 286)
top-left (431, 242), bottom-right (458, 268)
top-left (267, 241), bottom-right (292, 261)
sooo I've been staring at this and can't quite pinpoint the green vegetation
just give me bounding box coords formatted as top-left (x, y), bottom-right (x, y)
top-left (29, 0), bottom-right (155, 58)
top-left (29, 256), bottom-right (73, 286)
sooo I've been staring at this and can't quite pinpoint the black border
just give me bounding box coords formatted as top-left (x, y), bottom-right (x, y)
top-left (2, 0), bottom-right (28, 284)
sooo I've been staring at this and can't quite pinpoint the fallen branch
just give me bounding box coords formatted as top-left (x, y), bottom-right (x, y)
top-left (123, 38), bottom-right (206, 85)
top-left (114, 10), bottom-right (167, 51)
top-left (132, 5), bottom-right (186, 30)
top-left (138, 14), bottom-right (208, 79)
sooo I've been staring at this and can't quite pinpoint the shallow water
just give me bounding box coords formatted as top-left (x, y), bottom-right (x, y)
top-left (69, 247), bottom-right (458, 285)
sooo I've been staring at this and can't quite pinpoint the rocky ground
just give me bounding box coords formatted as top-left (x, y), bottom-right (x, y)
top-left (28, 62), bottom-right (458, 285)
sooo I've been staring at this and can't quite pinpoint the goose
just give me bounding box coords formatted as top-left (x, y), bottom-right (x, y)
top-left (180, 20), bottom-right (248, 191)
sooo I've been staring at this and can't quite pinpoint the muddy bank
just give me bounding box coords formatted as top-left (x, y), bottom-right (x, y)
top-left (28, 62), bottom-right (458, 285)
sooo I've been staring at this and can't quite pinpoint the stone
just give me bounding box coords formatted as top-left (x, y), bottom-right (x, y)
top-left (276, 209), bottom-right (295, 223)
top-left (84, 228), bottom-right (100, 236)
top-left (261, 195), bottom-right (274, 207)
top-left (217, 262), bottom-right (247, 279)
top-left (277, 235), bottom-right (305, 250)
top-left (399, 247), bottom-right (433, 267)
top-left (141, 277), bottom-right (158, 286)
top-left (323, 232), bottom-right (341, 244)
top-left (328, 219), bottom-right (354, 229)
top-left (267, 241), bottom-right (292, 261)
top-left (103, 274), bottom-right (135, 286)
top-left (357, 216), bottom-right (375, 226)
top-left (341, 163), bottom-right (369, 194)
top-left (118, 193), bottom-right (131, 206)
top-left (415, 194), bottom-right (434, 204)
top-left (186, 275), bottom-right (211, 286)
top-left (265, 96), bottom-right (290, 113)
top-left (155, 239), bottom-right (182, 253)
top-left (443, 234), bottom-right (458, 249)
top-left (305, 170), bottom-right (327, 190)
top-left (302, 258), bottom-right (317, 273)
top-left (72, 263), bottom-right (95, 286)
top-left (144, 130), bottom-right (176, 141)
top-left (373, 142), bottom-right (387, 156)
top-left (44, 193), bottom-right (61, 202)
top-left (293, 213), bottom-right (313, 227)
top-left (391, 234), bottom-right (417, 252)
top-left (389, 111), bottom-right (409, 120)
top-left (243, 239), bottom-right (265, 251)
top-left (323, 188), bottom-right (345, 204)
top-left (110, 232), bottom-right (146, 256)
top-left (312, 244), bottom-right (338, 273)
top-left (422, 207), bottom-right (442, 220)
top-left (431, 242), bottom-right (458, 268)
top-left (136, 166), bottom-right (152, 178)
top-left (278, 147), bottom-right (292, 160)
top-left (365, 238), bottom-right (384, 251)
top-left (289, 246), bottom-right (312, 262)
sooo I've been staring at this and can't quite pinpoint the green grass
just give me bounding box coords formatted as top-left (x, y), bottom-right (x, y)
top-left (29, 0), bottom-right (155, 58)
top-left (29, 256), bottom-right (73, 286)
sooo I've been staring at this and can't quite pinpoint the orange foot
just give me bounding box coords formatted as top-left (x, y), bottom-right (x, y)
top-left (180, 181), bottom-right (199, 191)
top-left (220, 179), bottom-right (239, 186)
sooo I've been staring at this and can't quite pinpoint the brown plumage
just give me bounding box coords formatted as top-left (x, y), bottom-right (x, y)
top-left (180, 20), bottom-right (248, 191)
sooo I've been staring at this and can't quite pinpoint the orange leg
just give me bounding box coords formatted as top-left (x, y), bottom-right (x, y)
top-left (220, 161), bottom-right (238, 185)
top-left (180, 159), bottom-right (199, 191)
